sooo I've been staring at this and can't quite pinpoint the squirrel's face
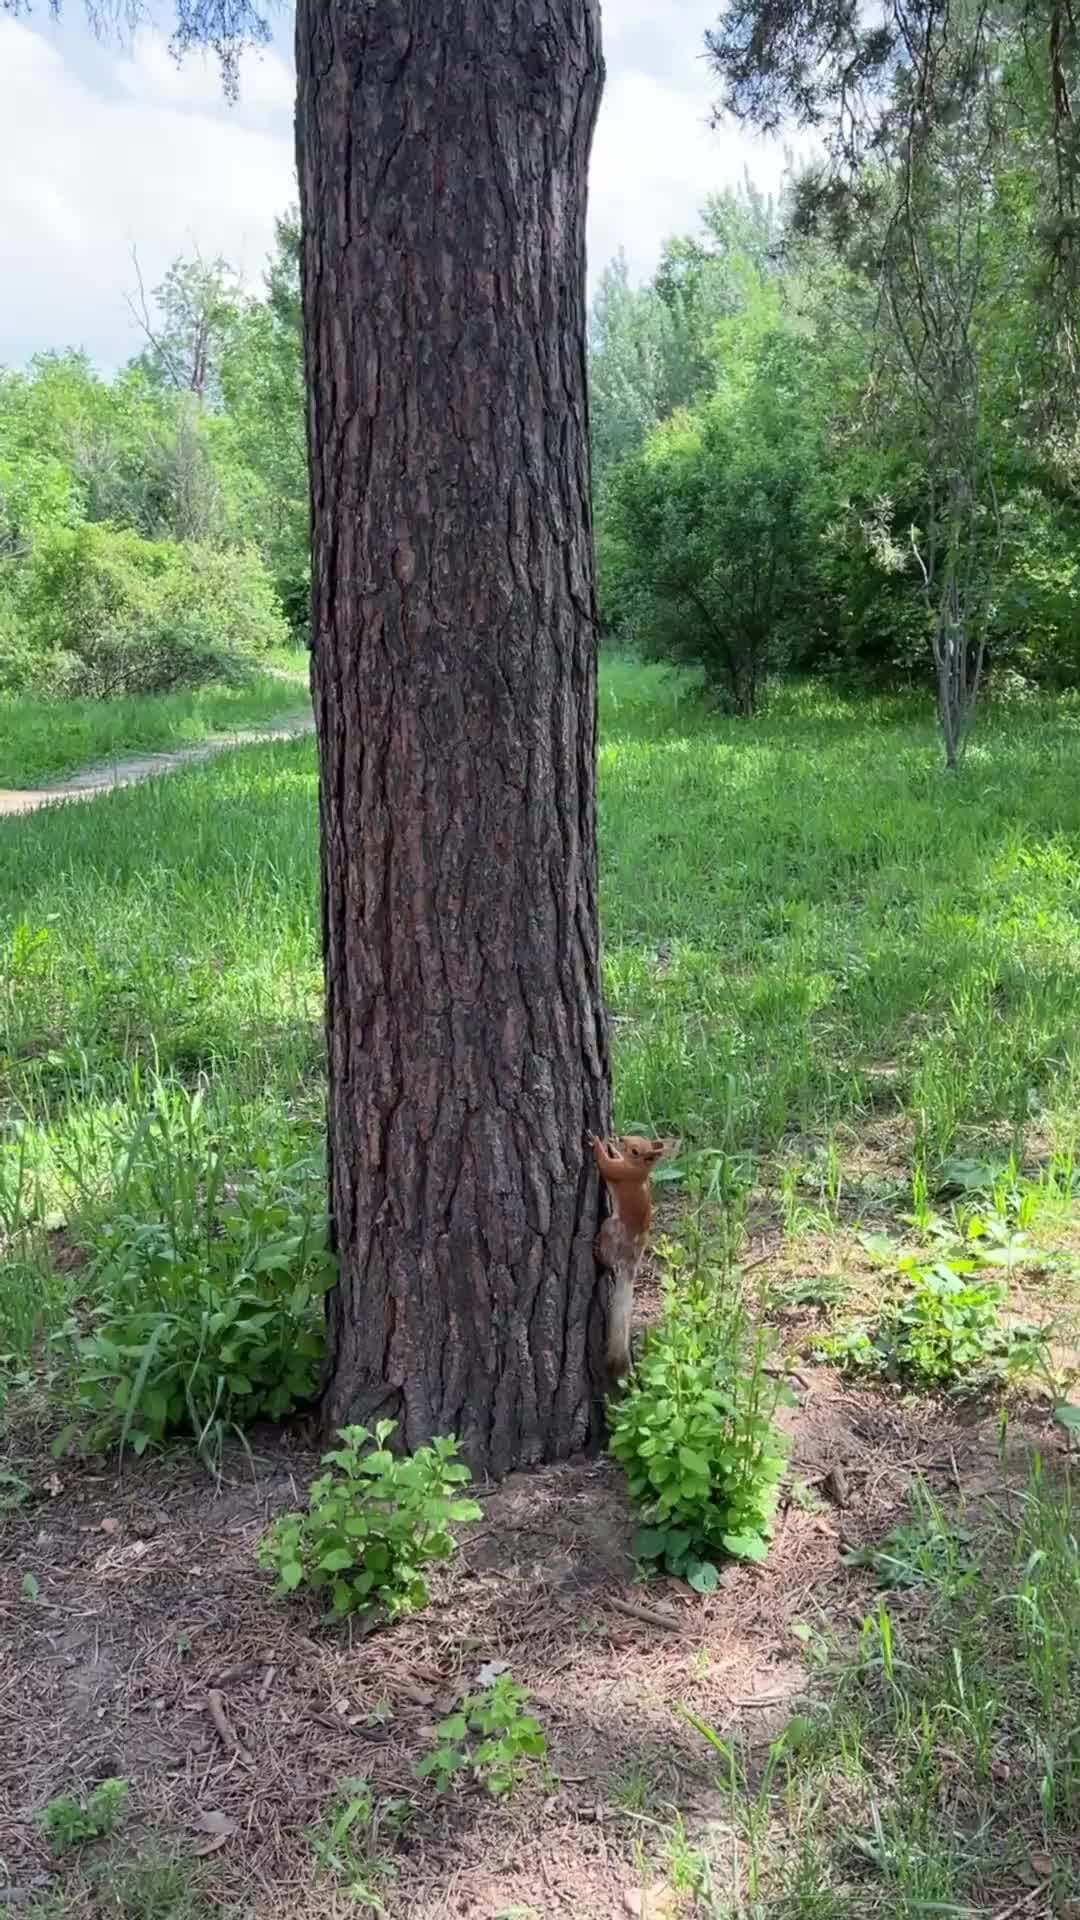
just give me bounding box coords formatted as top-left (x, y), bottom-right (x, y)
top-left (617, 1134), bottom-right (668, 1168)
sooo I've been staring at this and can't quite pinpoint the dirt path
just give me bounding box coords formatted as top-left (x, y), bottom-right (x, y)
top-left (0, 708), bottom-right (315, 819)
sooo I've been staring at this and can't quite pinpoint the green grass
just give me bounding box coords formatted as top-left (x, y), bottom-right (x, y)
top-left (3, 660), bottom-right (1080, 1335)
top-left (4, 657), bottom-right (1080, 1914)
top-left (0, 652), bottom-right (309, 787)
top-left (599, 662), bottom-right (1080, 1164)
top-left (675, 1460), bottom-right (1080, 1915)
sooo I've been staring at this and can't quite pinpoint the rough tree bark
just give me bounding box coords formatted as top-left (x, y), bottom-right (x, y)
top-left (295, 0), bottom-right (610, 1477)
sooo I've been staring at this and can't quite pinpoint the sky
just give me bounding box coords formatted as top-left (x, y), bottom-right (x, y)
top-left (0, 1), bottom-right (793, 373)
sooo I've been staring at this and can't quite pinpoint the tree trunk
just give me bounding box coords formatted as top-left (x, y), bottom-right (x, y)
top-left (295, 0), bottom-right (610, 1477)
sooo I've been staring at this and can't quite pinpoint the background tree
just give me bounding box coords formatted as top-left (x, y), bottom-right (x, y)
top-left (128, 251), bottom-right (242, 407)
top-left (587, 254), bottom-right (677, 481)
top-left (602, 294), bottom-right (824, 713)
top-left (704, 0), bottom-right (1080, 759)
top-left (587, 178), bottom-right (789, 497)
top-left (217, 214), bottom-right (309, 632)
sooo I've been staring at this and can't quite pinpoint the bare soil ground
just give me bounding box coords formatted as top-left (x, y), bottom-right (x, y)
top-left (0, 1364), bottom-right (1056, 1920)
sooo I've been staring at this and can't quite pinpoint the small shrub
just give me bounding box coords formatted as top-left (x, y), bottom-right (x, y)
top-left (166, 541), bottom-right (290, 660)
top-left (819, 1236), bottom-right (1048, 1391)
top-left (36, 1778), bottom-right (129, 1855)
top-left (415, 1673), bottom-right (547, 1798)
top-left (844, 1510), bottom-right (975, 1594)
top-left (258, 1421), bottom-right (480, 1623)
top-left (54, 1178), bottom-right (334, 1461)
top-left (0, 1466), bottom-right (30, 1510)
top-left (609, 1245), bottom-right (789, 1588)
top-left (851, 1521), bottom-right (973, 1590)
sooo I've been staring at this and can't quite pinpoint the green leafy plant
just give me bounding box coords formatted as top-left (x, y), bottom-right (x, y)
top-left (608, 1244), bottom-right (789, 1588)
top-left (415, 1673), bottom-right (547, 1798)
top-left (36, 1777), bottom-right (129, 1855)
top-left (844, 1514), bottom-right (975, 1593)
top-left (0, 1467), bottom-right (30, 1511)
top-left (819, 1234), bottom-right (1047, 1391)
top-left (259, 1421), bottom-right (480, 1623)
top-left (54, 1178), bottom-right (334, 1461)
top-left (307, 1775), bottom-right (410, 1910)
top-left (19, 523), bottom-right (287, 700)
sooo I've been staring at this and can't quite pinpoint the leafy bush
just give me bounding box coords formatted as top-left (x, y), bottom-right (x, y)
top-left (819, 1236), bottom-right (1048, 1390)
top-left (54, 1176), bottom-right (334, 1460)
top-left (609, 1246), bottom-right (789, 1587)
top-left (0, 586), bottom-right (35, 693)
top-left (415, 1673), bottom-right (547, 1798)
top-left (165, 540), bottom-right (291, 659)
top-left (600, 321), bottom-right (823, 714)
top-left (990, 487), bottom-right (1080, 687)
top-left (12, 523), bottom-right (287, 699)
top-left (259, 1422), bottom-right (480, 1623)
top-left (37, 1778), bottom-right (129, 1855)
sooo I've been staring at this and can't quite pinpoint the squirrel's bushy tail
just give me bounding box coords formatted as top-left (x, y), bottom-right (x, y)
top-left (596, 1214), bottom-right (641, 1383)
top-left (606, 1260), bottom-right (637, 1381)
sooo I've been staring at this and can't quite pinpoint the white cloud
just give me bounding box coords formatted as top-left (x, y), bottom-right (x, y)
top-left (590, 65), bottom-right (789, 283)
top-left (0, 4), bottom-right (794, 371)
top-left (0, 19), bottom-right (294, 370)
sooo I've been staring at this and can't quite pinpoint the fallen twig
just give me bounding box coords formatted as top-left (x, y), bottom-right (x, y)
top-left (990, 1886), bottom-right (1046, 1920)
top-left (762, 1363), bottom-right (811, 1391)
top-left (392, 1673), bottom-right (436, 1706)
top-left (607, 1596), bottom-right (686, 1633)
top-left (979, 1492), bottom-right (1023, 1533)
top-left (740, 1250), bottom-right (776, 1274)
top-left (730, 1689), bottom-right (797, 1709)
top-left (205, 1687), bottom-right (250, 1763)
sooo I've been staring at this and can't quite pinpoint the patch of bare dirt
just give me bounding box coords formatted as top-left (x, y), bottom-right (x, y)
top-left (0, 1372), bottom-right (1060, 1919)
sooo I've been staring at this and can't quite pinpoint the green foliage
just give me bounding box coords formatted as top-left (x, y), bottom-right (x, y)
top-left (588, 181), bottom-right (786, 491)
top-left (820, 1228), bottom-right (1049, 1390)
top-left (54, 1162), bottom-right (334, 1460)
top-left (14, 523), bottom-right (287, 699)
top-left (218, 212), bottom-right (310, 634)
top-left (845, 1518), bottom-right (975, 1592)
top-left (36, 1778), bottom-right (129, 1855)
top-left (258, 1422), bottom-right (480, 1623)
top-left (130, 255), bottom-right (242, 406)
top-left (609, 1245), bottom-right (789, 1585)
top-left (676, 1455), bottom-right (1080, 1913)
top-left (307, 1775), bottom-right (410, 1909)
top-left (92, 1860), bottom-right (216, 1920)
top-left (0, 588), bottom-right (37, 694)
top-left (602, 308), bottom-right (824, 713)
top-left (0, 352), bottom-right (225, 548)
top-left (415, 1673), bottom-right (548, 1798)
top-left (0, 231), bottom-right (306, 693)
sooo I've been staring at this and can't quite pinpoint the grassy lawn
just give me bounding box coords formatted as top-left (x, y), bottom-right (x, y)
top-left (2, 658), bottom-right (1079, 1916)
top-left (0, 649), bottom-right (310, 788)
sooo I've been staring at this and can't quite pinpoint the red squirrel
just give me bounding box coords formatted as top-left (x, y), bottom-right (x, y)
top-left (588, 1131), bottom-right (669, 1382)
